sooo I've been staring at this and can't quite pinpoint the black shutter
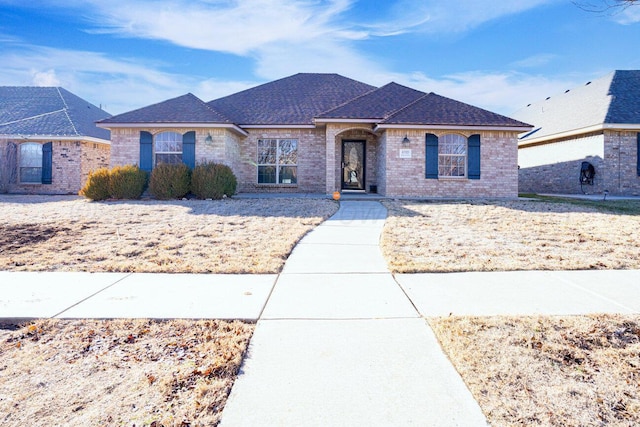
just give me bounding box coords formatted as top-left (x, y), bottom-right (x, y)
top-left (637, 132), bottom-right (640, 177)
top-left (425, 133), bottom-right (439, 179)
top-left (182, 131), bottom-right (196, 169)
top-left (41, 142), bottom-right (53, 184)
top-left (467, 134), bottom-right (481, 180)
top-left (140, 131), bottom-right (153, 172)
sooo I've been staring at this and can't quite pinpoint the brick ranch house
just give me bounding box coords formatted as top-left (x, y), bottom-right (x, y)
top-left (513, 70), bottom-right (640, 196)
top-left (0, 87), bottom-right (111, 194)
top-left (99, 73), bottom-right (532, 198)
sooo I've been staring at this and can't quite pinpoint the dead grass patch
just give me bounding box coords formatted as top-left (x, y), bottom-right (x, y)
top-left (0, 195), bottom-right (338, 273)
top-left (430, 315), bottom-right (640, 426)
top-left (382, 198), bottom-right (640, 273)
top-left (0, 319), bottom-right (254, 426)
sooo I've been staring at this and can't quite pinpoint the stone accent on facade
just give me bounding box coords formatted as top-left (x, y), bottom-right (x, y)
top-left (0, 139), bottom-right (110, 194)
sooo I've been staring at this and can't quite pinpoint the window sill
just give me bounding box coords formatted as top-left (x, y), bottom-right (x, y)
top-left (437, 176), bottom-right (467, 180)
top-left (256, 183), bottom-right (298, 188)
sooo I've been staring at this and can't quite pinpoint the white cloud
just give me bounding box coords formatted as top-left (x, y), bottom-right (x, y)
top-left (31, 69), bottom-right (61, 86)
top-left (375, 0), bottom-right (561, 35)
top-left (615, 5), bottom-right (640, 24)
top-left (69, 0), bottom-right (356, 55)
top-left (395, 71), bottom-right (585, 115)
top-left (510, 53), bottom-right (558, 69)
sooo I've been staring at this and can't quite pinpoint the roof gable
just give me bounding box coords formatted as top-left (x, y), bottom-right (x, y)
top-left (605, 70), bottom-right (640, 124)
top-left (0, 86), bottom-right (111, 140)
top-left (382, 92), bottom-right (531, 128)
top-left (317, 82), bottom-right (425, 120)
top-left (208, 73), bottom-right (376, 125)
top-left (512, 70), bottom-right (640, 142)
top-left (100, 93), bottom-right (231, 124)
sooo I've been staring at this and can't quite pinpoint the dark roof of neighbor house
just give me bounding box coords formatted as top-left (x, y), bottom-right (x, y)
top-left (0, 86), bottom-right (111, 140)
top-left (99, 93), bottom-right (232, 124)
top-left (317, 82), bottom-right (426, 120)
top-left (513, 70), bottom-right (640, 142)
top-left (208, 73), bottom-right (376, 125)
top-left (381, 92), bottom-right (532, 128)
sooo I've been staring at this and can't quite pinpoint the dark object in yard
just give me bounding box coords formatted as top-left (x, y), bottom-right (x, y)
top-left (579, 161), bottom-right (595, 193)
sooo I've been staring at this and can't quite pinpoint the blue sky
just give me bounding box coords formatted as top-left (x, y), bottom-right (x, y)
top-left (1, 0), bottom-right (639, 116)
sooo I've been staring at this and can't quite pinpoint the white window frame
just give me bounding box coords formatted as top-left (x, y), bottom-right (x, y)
top-left (257, 138), bottom-right (298, 184)
top-left (438, 133), bottom-right (467, 178)
top-left (154, 131), bottom-right (183, 166)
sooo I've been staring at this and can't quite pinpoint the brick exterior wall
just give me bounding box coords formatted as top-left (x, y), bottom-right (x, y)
top-left (328, 126), bottom-right (378, 193)
top-left (107, 125), bottom-right (520, 198)
top-left (518, 131), bottom-right (640, 196)
top-left (0, 139), bottom-right (109, 195)
top-left (110, 127), bottom-right (327, 193)
top-left (382, 129), bottom-right (519, 198)
top-left (237, 128), bottom-right (326, 193)
top-left (603, 130), bottom-right (640, 195)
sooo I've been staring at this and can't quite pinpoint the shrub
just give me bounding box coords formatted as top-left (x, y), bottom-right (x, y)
top-left (191, 162), bottom-right (237, 200)
top-left (149, 163), bottom-right (191, 200)
top-left (79, 168), bottom-right (111, 201)
top-left (108, 165), bottom-right (148, 199)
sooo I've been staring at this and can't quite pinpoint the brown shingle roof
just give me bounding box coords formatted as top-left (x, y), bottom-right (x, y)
top-left (208, 73), bottom-right (376, 125)
top-left (317, 82), bottom-right (425, 120)
top-left (99, 93), bottom-right (231, 124)
top-left (382, 92), bottom-right (531, 128)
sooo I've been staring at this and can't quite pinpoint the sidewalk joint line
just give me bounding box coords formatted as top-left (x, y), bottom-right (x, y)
top-left (552, 272), bottom-right (638, 313)
top-left (392, 273), bottom-right (423, 317)
top-left (50, 272), bottom-right (134, 319)
top-left (257, 273), bottom-right (280, 321)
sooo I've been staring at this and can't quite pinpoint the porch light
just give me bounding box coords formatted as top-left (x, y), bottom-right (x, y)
top-left (402, 135), bottom-right (410, 144)
top-left (205, 133), bottom-right (213, 145)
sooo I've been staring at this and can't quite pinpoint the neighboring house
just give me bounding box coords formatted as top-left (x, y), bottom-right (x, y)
top-left (99, 73), bottom-right (531, 198)
top-left (0, 87), bottom-right (111, 194)
top-left (513, 70), bottom-right (640, 196)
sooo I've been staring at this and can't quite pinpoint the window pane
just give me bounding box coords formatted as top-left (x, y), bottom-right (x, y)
top-left (20, 143), bottom-right (42, 168)
top-left (155, 132), bottom-right (182, 153)
top-left (156, 153), bottom-right (182, 165)
top-left (439, 134), bottom-right (466, 155)
top-left (278, 139), bottom-right (298, 165)
top-left (258, 140), bottom-right (277, 164)
top-left (258, 166), bottom-right (276, 183)
top-left (20, 167), bottom-right (42, 183)
top-left (279, 166), bottom-right (297, 184)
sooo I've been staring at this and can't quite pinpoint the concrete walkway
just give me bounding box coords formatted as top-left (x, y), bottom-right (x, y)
top-left (2, 200), bottom-right (640, 426)
top-left (219, 201), bottom-right (487, 426)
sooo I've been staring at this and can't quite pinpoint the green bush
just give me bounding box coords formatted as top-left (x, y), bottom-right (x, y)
top-left (191, 162), bottom-right (237, 200)
top-left (108, 165), bottom-right (148, 199)
top-left (79, 168), bottom-right (111, 201)
top-left (149, 163), bottom-right (191, 200)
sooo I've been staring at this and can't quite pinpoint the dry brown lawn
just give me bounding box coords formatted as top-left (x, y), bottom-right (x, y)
top-left (0, 195), bottom-right (338, 273)
top-left (0, 319), bottom-right (254, 427)
top-left (430, 314), bottom-right (640, 426)
top-left (382, 197), bottom-right (640, 273)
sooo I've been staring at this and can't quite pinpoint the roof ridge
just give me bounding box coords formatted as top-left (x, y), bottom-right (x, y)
top-left (0, 109), bottom-right (67, 127)
top-left (194, 92), bottom-right (233, 123)
top-left (382, 92), bottom-right (432, 123)
top-left (316, 85), bottom-right (381, 117)
top-left (56, 87), bottom-right (81, 136)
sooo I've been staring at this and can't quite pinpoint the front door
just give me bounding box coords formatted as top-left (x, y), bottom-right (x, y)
top-left (342, 140), bottom-right (365, 190)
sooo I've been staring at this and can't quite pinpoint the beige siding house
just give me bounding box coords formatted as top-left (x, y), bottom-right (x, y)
top-left (513, 70), bottom-right (640, 196)
top-left (99, 73), bottom-right (531, 198)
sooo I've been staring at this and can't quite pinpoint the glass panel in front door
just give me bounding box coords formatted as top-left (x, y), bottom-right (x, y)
top-left (342, 141), bottom-right (364, 190)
